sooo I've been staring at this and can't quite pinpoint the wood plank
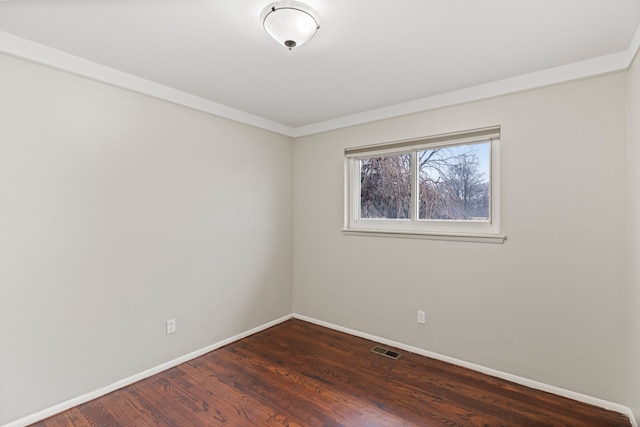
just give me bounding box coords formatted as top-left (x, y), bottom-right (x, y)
top-left (30, 319), bottom-right (631, 427)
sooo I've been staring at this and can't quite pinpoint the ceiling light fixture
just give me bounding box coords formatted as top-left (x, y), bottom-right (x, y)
top-left (261, 1), bottom-right (320, 50)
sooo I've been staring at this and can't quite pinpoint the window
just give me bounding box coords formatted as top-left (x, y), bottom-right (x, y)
top-left (344, 126), bottom-right (505, 243)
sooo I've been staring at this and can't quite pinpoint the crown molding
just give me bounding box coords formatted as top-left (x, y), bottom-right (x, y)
top-left (1, 23), bottom-right (639, 139)
top-left (0, 30), bottom-right (294, 137)
top-left (293, 22), bottom-right (640, 137)
top-left (291, 51), bottom-right (629, 137)
top-left (628, 22), bottom-right (640, 67)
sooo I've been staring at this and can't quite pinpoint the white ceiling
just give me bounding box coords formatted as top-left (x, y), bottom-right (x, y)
top-left (0, 0), bottom-right (639, 135)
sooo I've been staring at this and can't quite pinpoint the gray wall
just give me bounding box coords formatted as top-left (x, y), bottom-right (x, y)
top-left (293, 73), bottom-right (628, 404)
top-left (628, 50), bottom-right (640, 423)
top-left (0, 53), bottom-right (294, 425)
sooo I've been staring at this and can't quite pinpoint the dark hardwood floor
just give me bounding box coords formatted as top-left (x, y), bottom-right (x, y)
top-left (31, 319), bottom-right (630, 426)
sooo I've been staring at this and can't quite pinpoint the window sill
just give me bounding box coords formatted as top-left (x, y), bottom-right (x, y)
top-left (341, 228), bottom-right (506, 244)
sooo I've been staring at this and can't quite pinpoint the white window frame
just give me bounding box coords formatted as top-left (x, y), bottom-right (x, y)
top-left (343, 126), bottom-right (505, 244)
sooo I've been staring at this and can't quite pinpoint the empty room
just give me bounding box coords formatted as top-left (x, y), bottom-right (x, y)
top-left (1, 1), bottom-right (640, 426)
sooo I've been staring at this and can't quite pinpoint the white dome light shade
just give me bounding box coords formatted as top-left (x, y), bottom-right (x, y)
top-left (261, 1), bottom-right (320, 50)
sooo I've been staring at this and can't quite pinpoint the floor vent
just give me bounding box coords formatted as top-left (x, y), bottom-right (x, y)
top-left (371, 346), bottom-right (401, 360)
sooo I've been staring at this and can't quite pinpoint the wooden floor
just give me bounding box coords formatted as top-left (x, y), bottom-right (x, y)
top-left (32, 319), bottom-right (630, 426)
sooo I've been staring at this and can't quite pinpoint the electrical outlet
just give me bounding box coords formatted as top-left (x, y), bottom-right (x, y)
top-left (166, 318), bottom-right (176, 334)
top-left (417, 310), bottom-right (426, 325)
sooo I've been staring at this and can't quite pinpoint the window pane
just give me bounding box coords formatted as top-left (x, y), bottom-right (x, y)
top-left (360, 154), bottom-right (411, 219)
top-left (418, 142), bottom-right (490, 220)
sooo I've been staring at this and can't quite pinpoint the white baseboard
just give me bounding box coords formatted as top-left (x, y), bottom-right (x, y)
top-left (293, 313), bottom-right (637, 427)
top-left (6, 312), bottom-right (636, 427)
top-left (2, 314), bottom-right (293, 427)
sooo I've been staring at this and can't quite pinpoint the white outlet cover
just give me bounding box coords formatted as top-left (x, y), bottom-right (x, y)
top-left (166, 319), bottom-right (176, 334)
top-left (417, 311), bottom-right (426, 324)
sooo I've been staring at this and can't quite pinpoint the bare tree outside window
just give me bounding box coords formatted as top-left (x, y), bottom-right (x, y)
top-left (360, 154), bottom-right (411, 219)
top-left (419, 142), bottom-right (489, 220)
top-left (358, 142), bottom-right (489, 221)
